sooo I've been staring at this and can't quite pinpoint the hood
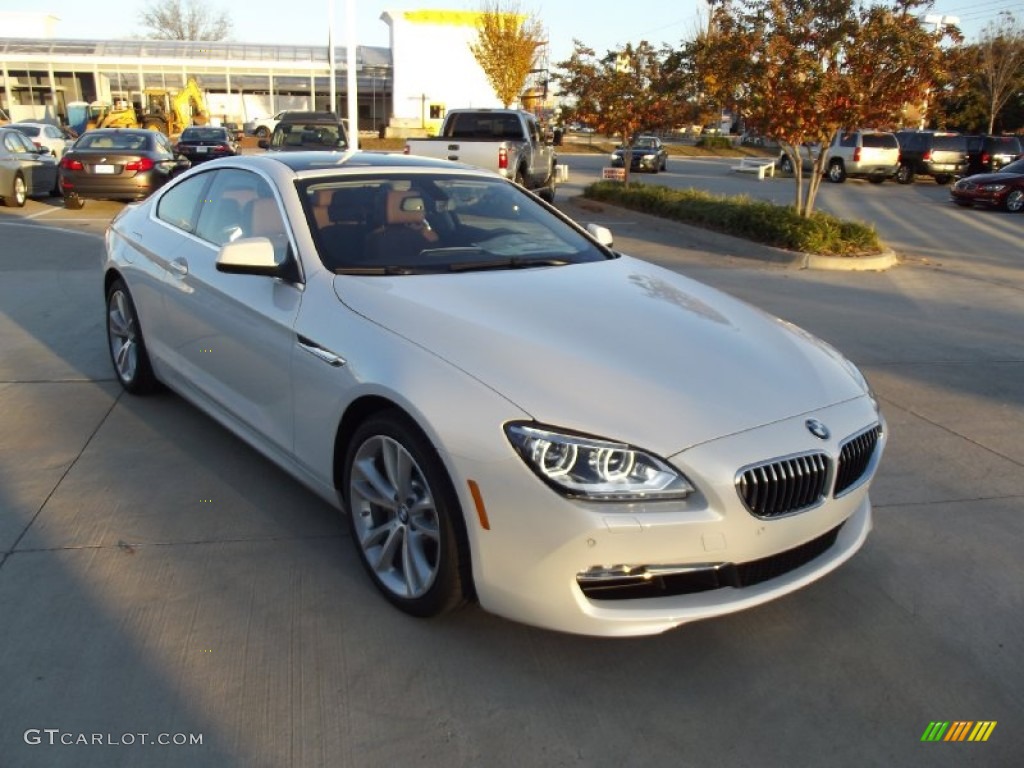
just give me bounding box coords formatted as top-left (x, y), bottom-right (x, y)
top-left (960, 170), bottom-right (1022, 184)
top-left (333, 256), bottom-right (866, 455)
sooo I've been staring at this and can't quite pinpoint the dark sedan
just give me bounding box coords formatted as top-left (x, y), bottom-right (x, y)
top-left (950, 158), bottom-right (1024, 212)
top-left (174, 125), bottom-right (238, 164)
top-left (0, 126), bottom-right (60, 206)
top-left (60, 128), bottom-right (190, 209)
top-left (610, 136), bottom-right (669, 173)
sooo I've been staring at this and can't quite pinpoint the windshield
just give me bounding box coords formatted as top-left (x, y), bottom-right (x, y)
top-left (299, 174), bottom-right (612, 274)
top-left (271, 122), bottom-right (346, 150)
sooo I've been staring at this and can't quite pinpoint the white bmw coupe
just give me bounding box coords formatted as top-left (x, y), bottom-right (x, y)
top-left (103, 151), bottom-right (885, 636)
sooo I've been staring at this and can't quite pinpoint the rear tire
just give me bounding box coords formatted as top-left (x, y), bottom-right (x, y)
top-left (255, 126), bottom-right (269, 139)
top-left (64, 193), bottom-right (85, 210)
top-left (933, 174), bottom-right (952, 185)
top-left (537, 166), bottom-right (556, 203)
top-left (106, 278), bottom-right (159, 394)
top-left (3, 173), bottom-right (27, 207)
top-left (895, 164), bottom-right (914, 184)
top-left (827, 160), bottom-right (846, 183)
top-left (1005, 189), bottom-right (1024, 213)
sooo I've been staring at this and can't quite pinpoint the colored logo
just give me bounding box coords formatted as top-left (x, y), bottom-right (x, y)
top-left (921, 721), bottom-right (997, 742)
top-left (805, 418), bottom-right (830, 440)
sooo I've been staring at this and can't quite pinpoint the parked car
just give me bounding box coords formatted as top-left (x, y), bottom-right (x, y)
top-left (0, 126), bottom-right (61, 206)
top-left (59, 128), bottom-right (190, 209)
top-left (101, 151), bottom-right (886, 637)
top-left (404, 108), bottom-right (556, 201)
top-left (7, 121), bottom-right (74, 159)
top-left (965, 135), bottom-right (1023, 176)
top-left (610, 135), bottom-right (668, 173)
top-left (894, 131), bottom-right (969, 185)
top-left (777, 142), bottom-right (822, 174)
top-left (825, 129), bottom-right (900, 183)
top-left (174, 125), bottom-right (238, 164)
top-left (950, 157), bottom-right (1024, 212)
top-left (259, 112), bottom-right (348, 153)
top-left (247, 111), bottom-right (288, 139)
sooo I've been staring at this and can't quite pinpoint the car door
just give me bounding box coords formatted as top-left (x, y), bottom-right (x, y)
top-left (2, 130), bottom-right (55, 194)
top-left (158, 167), bottom-right (302, 454)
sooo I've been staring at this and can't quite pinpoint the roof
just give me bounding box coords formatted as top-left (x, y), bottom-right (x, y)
top-left (265, 151), bottom-right (478, 174)
top-left (0, 36), bottom-right (391, 67)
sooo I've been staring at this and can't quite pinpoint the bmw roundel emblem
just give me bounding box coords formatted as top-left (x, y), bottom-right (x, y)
top-left (806, 419), bottom-right (830, 440)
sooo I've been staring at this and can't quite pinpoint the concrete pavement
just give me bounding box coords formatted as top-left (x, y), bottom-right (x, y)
top-left (1, 200), bottom-right (1021, 767)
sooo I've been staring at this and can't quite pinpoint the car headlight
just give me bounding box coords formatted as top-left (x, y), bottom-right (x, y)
top-left (609, 153), bottom-right (619, 161)
top-left (980, 184), bottom-right (1007, 192)
top-left (505, 423), bottom-right (695, 501)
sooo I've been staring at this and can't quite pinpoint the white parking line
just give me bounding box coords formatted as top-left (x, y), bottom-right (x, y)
top-left (0, 220), bottom-right (105, 239)
top-left (23, 207), bottom-right (59, 220)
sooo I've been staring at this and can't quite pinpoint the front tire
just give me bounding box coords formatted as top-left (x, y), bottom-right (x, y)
top-left (1005, 189), bottom-right (1024, 213)
top-left (3, 173), bottom-right (27, 207)
top-left (895, 164), bottom-right (914, 185)
top-left (828, 160), bottom-right (846, 183)
top-left (344, 412), bottom-right (468, 618)
top-left (255, 126), bottom-right (269, 139)
top-left (106, 279), bottom-right (158, 394)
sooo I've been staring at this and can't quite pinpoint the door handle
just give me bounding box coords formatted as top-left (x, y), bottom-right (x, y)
top-left (297, 336), bottom-right (346, 367)
top-left (168, 258), bottom-right (188, 276)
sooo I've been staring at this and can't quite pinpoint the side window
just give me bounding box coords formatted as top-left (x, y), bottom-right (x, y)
top-left (195, 169), bottom-right (286, 253)
top-left (156, 174), bottom-right (210, 233)
top-left (840, 133), bottom-right (857, 148)
top-left (154, 134), bottom-right (172, 157)
top-left (5, 132), bottom-right (30, 153)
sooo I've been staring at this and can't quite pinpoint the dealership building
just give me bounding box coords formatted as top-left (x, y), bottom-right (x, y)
top-left (0, 9), bottom-right (539, 134)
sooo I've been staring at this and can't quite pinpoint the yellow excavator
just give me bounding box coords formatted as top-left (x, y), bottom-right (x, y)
top-left (85, 99), bottom-right (140, 130)
top-left (141, 77), bottom-right (209, 136)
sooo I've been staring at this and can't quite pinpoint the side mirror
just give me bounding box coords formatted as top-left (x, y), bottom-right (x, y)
top-left (216, 237), bottom-right (285, 277)
top-left (586, 222), bottom-right (614, 247)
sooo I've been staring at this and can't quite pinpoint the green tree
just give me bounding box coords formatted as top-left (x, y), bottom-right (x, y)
top-left (469, 1), bottom-right (546, 108)
top-left (695, 0), bottom-right (954, 216)
top-left (138, 0), bottom-right (232, 41)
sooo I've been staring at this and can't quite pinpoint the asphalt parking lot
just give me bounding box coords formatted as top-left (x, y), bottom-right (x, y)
top-left (1, 185), bottom-right (1022, 767)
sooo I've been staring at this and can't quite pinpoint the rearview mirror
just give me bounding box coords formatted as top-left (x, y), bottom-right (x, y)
top-left (216, 237), bottom-right (283, 277)
top-left (586, 222), bottom-right (614, 247)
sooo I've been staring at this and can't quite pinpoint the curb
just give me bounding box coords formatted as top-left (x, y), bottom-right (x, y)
top-left (562, 196), bottom-right (899, 272)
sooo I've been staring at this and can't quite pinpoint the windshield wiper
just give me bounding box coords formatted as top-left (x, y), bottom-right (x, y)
top-left (447, 256), bottom-right (571, 272)
top-left (334, 265), bottom-right (420, 276)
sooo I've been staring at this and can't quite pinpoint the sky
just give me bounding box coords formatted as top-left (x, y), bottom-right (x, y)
top-left (1, 0), bottom-right (1015, 61)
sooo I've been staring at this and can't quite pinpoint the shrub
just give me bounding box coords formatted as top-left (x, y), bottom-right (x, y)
top-left (583, 182), bottom-right (880, 256)
top-left (695, 136), bottom-right (733, 150)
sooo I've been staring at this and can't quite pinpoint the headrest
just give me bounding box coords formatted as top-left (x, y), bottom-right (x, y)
top-left (385, 189), bottom-right (427, 226)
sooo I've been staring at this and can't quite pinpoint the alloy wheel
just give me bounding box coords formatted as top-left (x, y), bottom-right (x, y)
top-left (107, 289), bottom-right (139, 384)
top-left (349, 435), bottom-right (442, 599)
top-left (1005, 190), bottom-right (1024, 213)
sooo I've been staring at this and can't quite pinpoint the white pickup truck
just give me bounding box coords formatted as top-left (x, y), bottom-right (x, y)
top-left (404, 109), bottom-right (557, 202)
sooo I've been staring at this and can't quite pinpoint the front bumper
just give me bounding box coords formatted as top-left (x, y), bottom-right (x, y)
top-left (457, 397), bottom-right (884, 636)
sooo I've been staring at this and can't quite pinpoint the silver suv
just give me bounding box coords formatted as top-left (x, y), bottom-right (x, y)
top-left (825, 129), bottom-right (900, 183)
